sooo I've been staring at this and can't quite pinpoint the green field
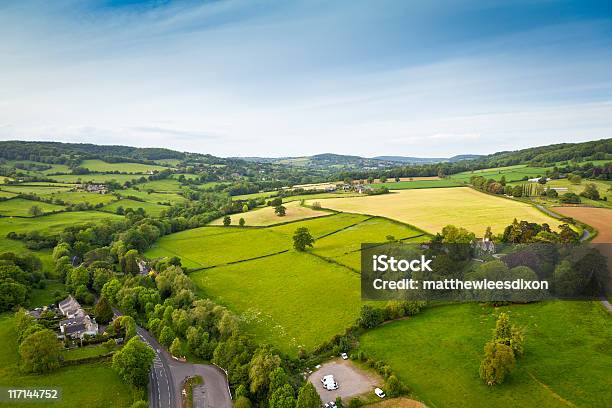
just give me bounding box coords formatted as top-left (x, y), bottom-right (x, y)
top-left (311, 217), bottom-right (427, 269)
top-left (170, 213), bottom-right (429, 354)
top-left (49, 174), bottom-right (144, 184)
top-left (80, 159), bottom-right (168, 173)
top-left (191, 251), bottom-right (362, 354)
top-left (120, 188), bottom-right (186, 204)
top-left (138, 178), bottom-right (184, 192)
top-left (1, 184), bottom-right (73, 196)
top-left (46, 191), bottom-right (118, 206)
top-left (147, 213), bottom-right (367, 269)
top-left (102, 198), bottom-right (168, 216)
top-left (0, 198), bottom-right (65, 217)
top-left (377, 179), bottom-right (461, 190)
top-left (450, 165), bottom-right (553, 183)
top-left (359, 301), bottom-right (612, 408)
top-left (0, 314), bottom-right (134, 408)
top-left (0, 191), bottom-right (18, 198)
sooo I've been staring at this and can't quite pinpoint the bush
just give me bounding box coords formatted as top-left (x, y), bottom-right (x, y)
top-left (479, 341), bottom-right (515, 385)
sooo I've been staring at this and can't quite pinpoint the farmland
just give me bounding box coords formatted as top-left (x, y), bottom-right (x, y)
top-left (168, 214), bottom-right (426, 354)
top-left (0, 198), bottom-right (65, 217)
top-left (46, 191), bottom-right (117, 206)
top-left (210, 200), bottom-right (330, 226)
top-left (450, 165), bottom-right (552, 183)
top-left (359, 301), bottom-right (612, 408)
top-left (48, 174), bottom-right (145, 184)
top-left (377, 179), bottom-right (461, 190)
top-left (79, 159), bottom-right (169, 173)
top-left (1, 184), bottom-right (73, 196)
top-left (511, 179), bottom-right (612, 208)
top-left (307, 187), bottom-right (559, 235)
top-left (146, 213), bottom-right (367, 269)
top-left (102, 198), bottom-right (168, 216)
top-left (119, 188), bottom-right (186, 204)
top-left (552, 207), bottom-right (612, 242)
top-left (191, 251), bottom-right (362, 354)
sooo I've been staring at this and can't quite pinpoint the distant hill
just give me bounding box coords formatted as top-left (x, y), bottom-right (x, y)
top-left (373, 154), bottom-right (482, 164)
top-left (235, 153), bottom-right (398, 169)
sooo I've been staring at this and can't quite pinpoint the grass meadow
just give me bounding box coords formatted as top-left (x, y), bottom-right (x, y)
top-left (138, 178), bottom-right (184, 192)
top-left (48, 174), bottom-right (144, 184)
top-left (191, 251), bottom-right (363, 354)
top-left (449, 165), bottom-right (553, 183)
top-left (359, 301), bottom-right (612, 408)
top-left (1, 184), bottom-right (73, 196)
top-left (102, 198), bottom-right (168, 216)
top-left (307, 187), bottom-right (559, 235)
top-left (210, 201), bottom-right (331, 226)
top-left (80, 159), bottom-right (168, 173)
top-left (170, 213), bottom-right (428, 354)
top-left (377, 179), bottom-right (461, 190)
top-left (120, 188), bottom-right (186, 204)
top-left (0, 198), bottom-right (66, 217)
top-left (47, 191), bottom-right (117, 206)
top-left (0, 313), bottom-right (134, 408)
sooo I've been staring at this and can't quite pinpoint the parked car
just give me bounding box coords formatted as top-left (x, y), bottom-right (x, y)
top-left (321, 375), bottom-right (339, 390)
top-left (324, 402), bottom-right (338, 408)
top-left (374, 387), bottom-right (386, 398)
top-left (340, 352), bottom-right (348, 360)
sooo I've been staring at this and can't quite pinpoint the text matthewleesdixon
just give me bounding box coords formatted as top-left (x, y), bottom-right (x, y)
top-left (370, 255), bottom-right (549, 291)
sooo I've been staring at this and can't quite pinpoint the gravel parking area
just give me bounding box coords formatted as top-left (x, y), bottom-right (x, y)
top-left (308, 358), bottom-right (382, 401)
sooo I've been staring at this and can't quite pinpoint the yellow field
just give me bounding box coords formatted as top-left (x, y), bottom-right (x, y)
top-left (306, 187), bottom-right (559, 235)
top-left (209, 200), bottom-right (330, 226)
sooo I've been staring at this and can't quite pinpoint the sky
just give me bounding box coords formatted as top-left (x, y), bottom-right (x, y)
top-left (1, 0), bottom-right (611, 158)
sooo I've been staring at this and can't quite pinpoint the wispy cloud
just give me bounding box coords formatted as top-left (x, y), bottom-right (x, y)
top-left (0, 0), bottom-right (611, 156)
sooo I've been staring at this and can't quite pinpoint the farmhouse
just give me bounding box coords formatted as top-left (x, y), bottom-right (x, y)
top-left (58, 295), bottom-right (99, 339)
top-left (75, 183), bottom-right (107, 194)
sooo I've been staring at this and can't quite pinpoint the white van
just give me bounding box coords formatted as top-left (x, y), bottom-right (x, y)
top-left (374, 387), bottom-right (386, 398)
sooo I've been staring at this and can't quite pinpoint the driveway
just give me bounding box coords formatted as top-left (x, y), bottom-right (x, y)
top-left (308, 358), bottom-right (382, 401)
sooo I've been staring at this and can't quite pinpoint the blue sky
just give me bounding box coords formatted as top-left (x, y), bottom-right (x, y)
top-left (1, 0), bottom-right (611, 157)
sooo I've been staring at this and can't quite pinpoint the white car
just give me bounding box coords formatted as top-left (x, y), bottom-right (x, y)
top-left (324, 402), bottom-right (337, 408)
top-left (374, 388), bottom-right (386, 398)
top-left (340, 352), bottom-right (348, 360)
top-left (321, 375), bottom-right (339, 390)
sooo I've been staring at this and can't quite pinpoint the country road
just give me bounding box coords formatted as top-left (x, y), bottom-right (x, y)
top-left (113, 308), bottom-right (233, 407)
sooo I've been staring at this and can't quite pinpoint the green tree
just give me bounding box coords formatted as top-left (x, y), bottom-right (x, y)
top-left (19, 329), bottom-right (61, 374)
top-left (380, 175), bottom-right (387, 183)
top-left (223, 216), bottom-right (231, 226)
top-left (293, 227), bottom-right (314, 251)
top-left (28, 205), bottom-right (43, 216)
top-left (130, 401), bottom-right (148, 408)
top-left (274, 205), bottom-right (286, 216)
top-left (580, 183), bottom-right (600, 200)
top-left (122, 249), bottom-right (139, 275)
top-left (234, 396), bottom-right (253, 408)
top-left (159, 325), bottom-right (176, 347)
top-left (112, 337), bottom-right (155, 387)
top-left (94, 296), bottom-right (114, 324)
top-left (492, 312), bottom-right (524, 357)
top-left (296, 382), bottom-right (321, 408)
top-left (269, 384), bottom-right (295, 408)
top-left (479, 341), bottom-right (515, 385)
top-left (170, 337), bottom-right (182, 357)
top-left (248, 348), bottom-right (281, 395)
top-left (242, 204), bottom-right (249, 212)
top-left (239, 217), bottom-right (246, 227)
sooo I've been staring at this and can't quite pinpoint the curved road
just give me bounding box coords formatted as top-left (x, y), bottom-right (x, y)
top-left (113, 309), bottom-right (233, 408)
